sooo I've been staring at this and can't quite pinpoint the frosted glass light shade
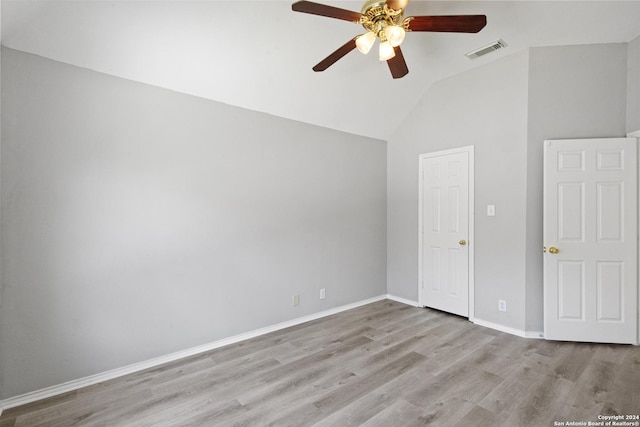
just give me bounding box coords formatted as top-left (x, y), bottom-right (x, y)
top-left (356, 32), bottom-right (377, 55)
top-left (379, 41), bottom-right (395, 61)
top-left (384, 25), bottom-right (406, 47)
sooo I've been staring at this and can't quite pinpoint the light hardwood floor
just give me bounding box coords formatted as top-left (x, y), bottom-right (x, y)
top-left (1, 300), bottom-right (639, 426)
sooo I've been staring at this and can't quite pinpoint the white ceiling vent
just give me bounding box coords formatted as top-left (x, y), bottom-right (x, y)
top-left (465, 39), bottom-right (507, 59)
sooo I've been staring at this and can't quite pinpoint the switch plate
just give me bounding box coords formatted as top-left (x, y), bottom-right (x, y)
top-left (320, 288), bottom-right (326, 300)
top-left (293, 295), bottom-right (300, 306)
top-left (487, 204), bottom-right (496, 216)
top-left (498, 299), bottom-right (507, 312)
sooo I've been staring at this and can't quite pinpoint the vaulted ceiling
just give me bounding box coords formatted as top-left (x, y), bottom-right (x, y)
top-left (3, 1), bottom-right (640, 140)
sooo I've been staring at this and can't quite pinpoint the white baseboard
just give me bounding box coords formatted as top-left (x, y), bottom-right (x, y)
top-left (385, 294), bottom-right (421, 307)
top-left (388, 299), bottom-right (545, 340)
top-left (1, 294), bottom-right (387, 411)
top-left (1, 296), bottom-right (549, 411)
top-left (474, 318), bottom-right (544, 339)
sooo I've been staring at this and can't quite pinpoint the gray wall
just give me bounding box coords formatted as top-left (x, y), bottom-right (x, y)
top-left (388, 42), bottom-right (629, 334)
top-left (525, 43), bottom-right (628, 331)
top-left (629, 35), bottom-right (640, 133)
top-left (387, 51), bottom-right (530, 330)
top-left (0, 47), bottom-right (387, 399)
top-left (1, 39), bottom-right (635, 400)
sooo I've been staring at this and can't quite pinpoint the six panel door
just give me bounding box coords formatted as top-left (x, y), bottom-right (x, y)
top-left (419, 149), bottom-right (470, 317)
top-left (543, 138), bottom-right (637, 344)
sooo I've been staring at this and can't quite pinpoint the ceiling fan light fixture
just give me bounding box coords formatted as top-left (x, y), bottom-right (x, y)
top-left (291, 0), bottom-right (488, 78)
top-left (356, 31), bottom-right (377, 54)
top-left (384, 25), bottom-right (405, 47)
top-left (379, 40), bottom-right (395, 61)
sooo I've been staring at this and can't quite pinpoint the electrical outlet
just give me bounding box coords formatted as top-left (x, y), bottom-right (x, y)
top-left (293, 295), bottom-right (300, 306)
top-left (498, 299), bottom-right (507, 312)
top-left (320, 288), bottom-right (326, 300)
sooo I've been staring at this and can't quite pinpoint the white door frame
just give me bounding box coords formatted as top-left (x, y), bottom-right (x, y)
top-left (418, 145), bottom-right (475, 321)
top-left (629, 129), bottom-right (640, 345)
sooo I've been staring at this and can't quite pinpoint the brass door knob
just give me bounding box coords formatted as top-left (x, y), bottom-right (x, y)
top-left (459, 240), bottom-right (467, 246)
top-left (549, 246), bottom-right (560, 254)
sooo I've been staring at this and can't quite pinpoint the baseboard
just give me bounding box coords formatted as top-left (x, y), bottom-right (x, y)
top-left (0, 294), bottom-right (387, 411)
top-left (473, 318), bottom-right (544, 339)
top-left (386, 301), bottom-right (545, 340)
top-left (385, 294), bottom-right (421, 307)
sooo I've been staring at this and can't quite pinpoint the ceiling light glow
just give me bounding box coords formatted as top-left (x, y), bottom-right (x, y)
top-left (356, 31), bottom-right (377, 54)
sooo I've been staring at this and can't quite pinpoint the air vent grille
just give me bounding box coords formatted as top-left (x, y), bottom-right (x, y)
top-left (465, 39), bottom-right (507, 59)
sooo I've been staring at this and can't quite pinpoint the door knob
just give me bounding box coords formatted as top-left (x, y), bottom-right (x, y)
top-left (459, 240), bottom-right (467, 246)
top-left (549, 246), bottom-right (560, 254)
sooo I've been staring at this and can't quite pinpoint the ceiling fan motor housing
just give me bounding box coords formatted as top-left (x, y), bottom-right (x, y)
top-left (359, 0), bottom-right (408, 36)
top-left (360, 0), bottom-right (388, 14)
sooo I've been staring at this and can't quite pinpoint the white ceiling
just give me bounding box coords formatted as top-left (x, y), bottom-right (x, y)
top-left (3, 0), bottom-right (640, 140)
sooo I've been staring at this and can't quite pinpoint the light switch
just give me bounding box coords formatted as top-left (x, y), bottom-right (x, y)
top-left (487, 204), bottom-right (496, 216)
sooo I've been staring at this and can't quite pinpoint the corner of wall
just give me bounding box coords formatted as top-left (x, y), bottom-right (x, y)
top-left (627, 35), bottom-right (640, 134)
top-left (523, 47), bottom-right (545, 333)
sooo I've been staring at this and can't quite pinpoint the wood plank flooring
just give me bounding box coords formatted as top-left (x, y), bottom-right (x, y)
top-left (1, 300), bottom-right (639, 426)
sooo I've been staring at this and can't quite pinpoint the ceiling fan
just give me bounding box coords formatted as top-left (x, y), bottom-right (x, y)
top-left (292, 0), bottom-right (487, 79)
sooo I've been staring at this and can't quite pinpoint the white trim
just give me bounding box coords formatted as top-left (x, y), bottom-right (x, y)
top-left (0, 294), bottom-right (387, 410)
top-left (418, 145), bottom-right (475, 321)
top-left (636, 135), bottom-right (640, 346)
top-left (474, 318), bottom-right (544, 339)
top-left (632, 132), bottom-right (640, 345)
top-left (636, 134), bottom-right (640, 346)
top-left (468, 146), bottom-right (475, 322)
top-left (387, 296), bottom-right (546, 340)
top-left (386, 294), bottom-right (420, 307)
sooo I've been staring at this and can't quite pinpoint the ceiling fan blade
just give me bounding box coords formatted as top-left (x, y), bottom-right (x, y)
top-left (387, 46), bottom-right (409, 79)
top-left (292, 1), bottom-right (362, 22)
top-left (386, 0), bottom-right (409, 11)
top-left (408, 15), bottom-right (487, 33)
top-left (312, 38), bottom-right (357, 72)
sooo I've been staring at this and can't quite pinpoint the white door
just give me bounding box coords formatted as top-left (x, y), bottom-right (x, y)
top-left (419, 147), bottom-right (473, 318)
top-left (543, 138), bottom-right (638, 344)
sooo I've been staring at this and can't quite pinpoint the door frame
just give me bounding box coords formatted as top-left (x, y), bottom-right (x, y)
top-left (418, 145), bottom-right (475, 321)
top-left (629, 129), bottom-right (640, 346)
